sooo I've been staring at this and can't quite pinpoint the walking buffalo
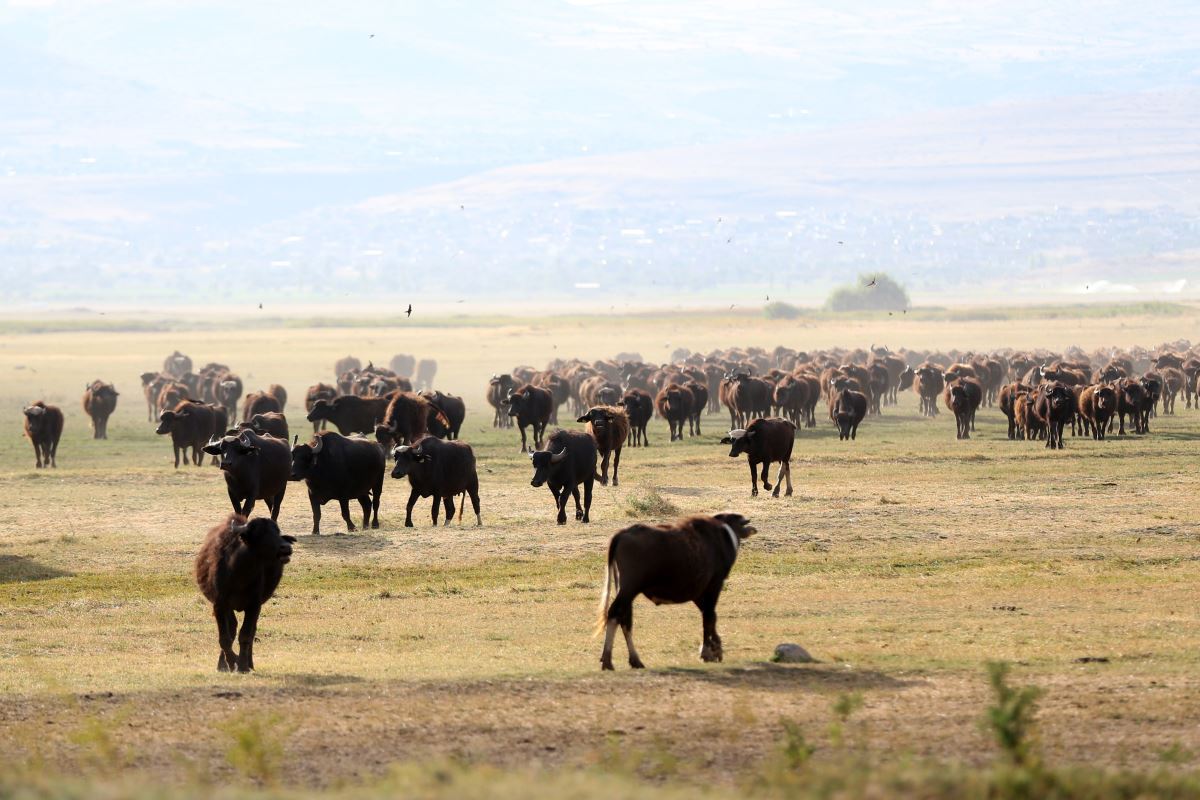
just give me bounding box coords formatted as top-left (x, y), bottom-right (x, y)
top-left (503, 384), bottom-right (553, 452)
top-left (289, 432), bottom-right (385, 535)
top-left (390, 437), bottom-right (482, 527)
top-left (23, 402), bottom-right (64, 469)
top-left (720, 417), bottom-right (795, 497)
top-left (195, 514), bottom-right (294, 673)
top-left (528, 429), bottom-right (597, 525)
top-left (304, 383), bottom-right (338, 432)
top-left (203, 430), bottom-right (291, 519)
top-left (598, 512), bottom-right (756, 670)
top-left (578, 405), bottom-right (629, 487)
top-left (307, 394), bottom-right (391, 436)
top-left (82, 380), bottom-right (119, 439)
top-left (156, 401), bottom-right (216, 468)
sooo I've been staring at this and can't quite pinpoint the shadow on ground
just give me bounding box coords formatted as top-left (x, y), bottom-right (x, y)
top-left (0, 555), bottom-right (73, 584)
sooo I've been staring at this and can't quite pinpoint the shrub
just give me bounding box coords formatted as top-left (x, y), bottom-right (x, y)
top-left (623, 487), bottom-right (678, 518)
top-left (763, 301), bottom-right (803, 320)
top-left (825, 273), bottom-right (910, 312)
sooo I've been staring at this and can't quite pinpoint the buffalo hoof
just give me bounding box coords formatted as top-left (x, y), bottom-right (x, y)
top-left (346, 523), bottom-right (357, 532)
top-left (575, 509), bottom-right (584, 520)
top-left (218, 654), bottom-right (230, 672)
top-left (750, 490), bottom-right (758, 497)
top-left (601, 659), bottom-right (614, 671)
top-left (772, 487), bottom-right (781, 498)
top-left (557, 515), bottom-right (567, 526)
top-left (371, 521), bottom-right (379, 529)
top-left (763, 481), bottom-right (772, 490)
top-left (582, 515), bottom-right (590, 523)
top-left (612, 478), bottom-right (619, 487)
top-left (442, 519), bottom-right (451, 527)
top-left (785, 488), bottom-right (793, 497)
top-left (629, 657), bottom-right (645, 669)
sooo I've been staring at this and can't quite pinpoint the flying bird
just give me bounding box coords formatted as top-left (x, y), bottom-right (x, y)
top-left (865, 278), bottom-right (877, 288)
top-left (368, 34), bottom-right (375, 38)
top-left (837, 241), bottom-right (844, 245)
top-left (765, 295), bottom-right (769, 301)
top-left (729, 303), bottom-right (735, 310)
top-left (405, 304), bottom-right (412, 317)
top-left (726, 237), bottom-right (732, 244)
top-left (258, 303), bottom-right (262, 309)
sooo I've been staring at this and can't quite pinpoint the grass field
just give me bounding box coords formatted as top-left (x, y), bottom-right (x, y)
top-left (1, 308), bottom-right (1199, 798)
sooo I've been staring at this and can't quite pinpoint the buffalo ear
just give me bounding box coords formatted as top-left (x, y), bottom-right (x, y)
top-left (282, 535), bottom-right (297, 544)
top-left (576, 414), bottom-right (589, 423)
top-left (202, 442), bottom-right (223, 455)
top-left (233, 520), bottom-right (251, 542)
top-left (719, 436), bottom-right (732, 444)
top-left (745, 429), bottom-right (757, 439)
top-left (417, 453), bottom-right (433, 463)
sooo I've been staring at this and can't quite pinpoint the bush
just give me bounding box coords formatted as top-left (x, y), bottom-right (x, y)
top-left (763, 301), bottom-right (803, 320)
top-left (623, 487), bottom-right (678, 518)
top-left (825, 273), bottom-right (910, 312)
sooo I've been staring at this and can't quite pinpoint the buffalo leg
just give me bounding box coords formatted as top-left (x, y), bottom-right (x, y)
top-left (215, 605), bottom-right (236, 672)
top-left (598, 450), bottom-right (610, 486)
top-left (173, 444), bottom-right (181, 469)
top-left (572, 486), bottom-right (583, 520)
top-left (760, 461), bottom-right (772, 492)
top-left (32, 440), bottom-right (42, 469)
top-left (270, 484), bottom-right (286, 520)
top-left (468, 482), bottom-right (481, 525)
top-left (431, 494), bottom-right (440, 525)
top-left (518, 424), bottom-right (528, 452)
top-left (783, 461), bottom-right (793, 496)
top-left (338, 498), bottom-right (357, 532)
top-left (442, 495), bottom-right (455, 526)
top-left (357, 495), bottom-right (371, 529)
top-left (582, 476), bottom-right (593, 523)
top-left (774, 461), bottom-right (787, 498)
top-left (600, 618), bottom-right (619, 671)
top-left (748, 461), bottom-right (758, 497)
top-left (551, 485), bottom-right (568, 525)
top-left (236, 603), bottom-right (260, 672)
top-left (696, 591), bottom-right (722, 662)
top-left (405, 486), bottom-right (420, 527)
top-left (611, 447), bottom-right (621, 487)
top-left (240, 497), bottom-right (257, 517)
top-left (308, 491), bottom-right (322, 535)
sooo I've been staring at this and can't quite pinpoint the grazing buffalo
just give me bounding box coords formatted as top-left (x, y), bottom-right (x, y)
top-left (82, 380), bottom-right (119, 439)
top-left (912, 365), bottom-right (944, 417)
top-left (195, 514), bottom-right (294, 673)
top-left (421, 391), bottom-right (465, 440)
top-left (598, 512), bottom-right (756, 670)
top-left (487, 374), bottom-right (516, 428)
top-left (720, 417), bottom-right (795, 497)
top-left (1036, 382), bottom-right (1075, 449)
top-left (1078, 384), bottom-right (1117, 440)
top-left (307, 394), bottom-right (391, 436)
top-left (242, 391), bottom-right (282, 422)
top-left (578, 405), bottom-right (629, 487)
top-left (829, 381), bottom-right (868, 441)
top-left (373, 392), bottom-right (430, 449)
top-left (215, 374), bottom-right (244, 420)
top-left (999, 382), bottom-right (1031, 440)
top-left (304, 383), bottom-right (338, 432)
top-left (156, 401), bottom-right (216, 468)
top-left (415, 358), bottom-right (438, 390)
top-left (268, 384), bottom-right (288, 412)
top-left (23, 402), bottom-right (64, 469)
top-left (203, 430), bottom-right (290, 519)
top-left (1114, 378), bottom-right (1145, 435)
top-left (655, 384), bottom-right (694, 442)
top-left (390, 437), bottom-right (482, 527)
top-left (529, 429), bottom-right (597, 525)
top-left (141, 371), bottom-right (169, 421)
top-left (620, 389), bottom-right (654, 447)
top-left (289, 431), bottom-right (385, 535)
top-left (389, 353), bottom-right (416, 378)
top-left (944, 378), bottom-right (982, 440)
top-left (239, 412), bottom-right (289, 442)
top-left (334, 356), bottom-right (362, 381)
top-left (504, 384), bottom-right (553, 452)
top-left (163, 350), bottom-right (193, 378)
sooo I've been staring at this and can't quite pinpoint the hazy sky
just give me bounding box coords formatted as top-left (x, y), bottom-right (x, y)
top-left (4, 0), bottom-right (1198, 162)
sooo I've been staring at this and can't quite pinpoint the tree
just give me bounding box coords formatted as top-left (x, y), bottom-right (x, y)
top-left (824, 272), bottom-right (910, 312)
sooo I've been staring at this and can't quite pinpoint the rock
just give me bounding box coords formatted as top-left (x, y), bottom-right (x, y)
top-left (772, 643), bottom-right (816, 663)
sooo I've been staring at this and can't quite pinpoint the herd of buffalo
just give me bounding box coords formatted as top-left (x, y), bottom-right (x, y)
top-left (17, 340), bottom-right (1199, 672)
